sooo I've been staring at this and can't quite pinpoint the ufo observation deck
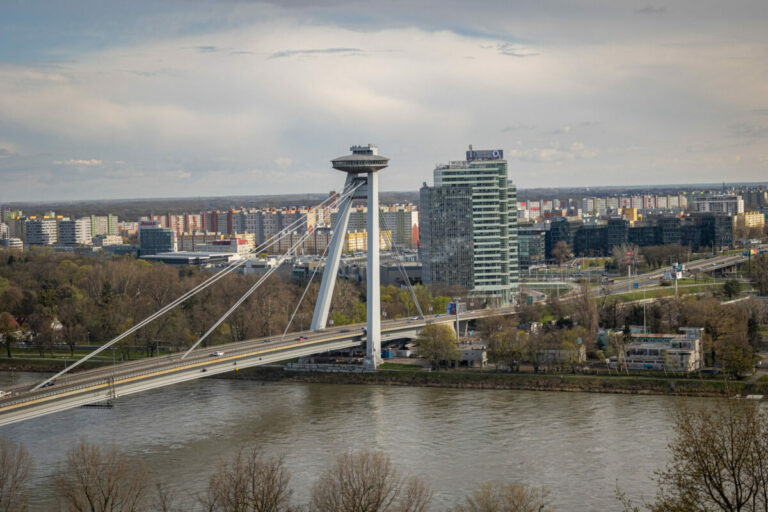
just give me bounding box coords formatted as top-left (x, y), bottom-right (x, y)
top-left (331, 144), bottom-right (389, 174)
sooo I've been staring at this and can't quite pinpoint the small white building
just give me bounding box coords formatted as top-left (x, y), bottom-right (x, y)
top-left (624, 327), bottom-right (704, 372)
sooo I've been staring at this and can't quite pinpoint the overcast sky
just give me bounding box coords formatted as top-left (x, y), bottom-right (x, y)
top-left (1, 0), bottom-right (767, 202)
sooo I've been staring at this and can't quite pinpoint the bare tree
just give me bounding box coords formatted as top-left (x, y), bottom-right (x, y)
top-left (0, 437), bottom-right (31, 512)
top-left (309, 450), bottom-right (432, 512)
top-left (200, 448), bottom-right (294, 512)
top-left (451, 481), bottom-right (553, 512)
top-left (0, 313), bottom-right (19, 359)
top-left (572, 281), bottom-right (598, 347)
top-left (621, 400), bottom-right (768, 512)
top-left (54, 441), bottom-right (150, 512)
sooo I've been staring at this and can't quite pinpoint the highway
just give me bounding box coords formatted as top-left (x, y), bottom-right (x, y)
top-left (0, 306), bottom-right (513, 427)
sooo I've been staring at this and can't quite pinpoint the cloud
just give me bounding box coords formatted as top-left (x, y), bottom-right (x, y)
top-left (496, 43), bottom-right (538, 58)
top-left (274, 156), bottom-right (293, 167)
top-left (52, 159), bottom-right (103, 166)
top-left (268, 47), bottom-right (364, 59)
top-left (506, 142), bottom-right (598, 162)
top-left (501, 123), bottom-right (535, 132)
top-left (191, 45), bottom-right (220, 53)
top-left (729, 123), bottom-right (768, 139)
top-left (635, 5), bottom-right (666, 15)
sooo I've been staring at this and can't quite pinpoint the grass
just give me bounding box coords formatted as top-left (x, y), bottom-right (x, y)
top-left (378, 362), bottom-right (423, 371)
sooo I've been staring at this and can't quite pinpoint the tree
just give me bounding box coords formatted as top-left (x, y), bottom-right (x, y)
top-left (572, 281), bottom-right (598, 347)
top-left (525, 330), bottom-right (551, 374)
top-left (723, 279), bottom-right (742, 300)
top-left (0, 437), bottom-right (31, 512)
top-left (414, 324), bottom-right (460, 370)
top-left (309, 450), bottom-right (431, 512)
top-left (54, 441), bottom-right (150, 512)
top-left (0, 313), bottom-right (19, 359)
top-left (486, 329), bottom-right (527, 372)
top-left (749, 254), bottom-right (768, 296)
top-left (451, 482), bottom-right (552, 512)
top-left (630, 401), bottom-right (768, 512)
top-left (551, 241), bottom-right (572, 266)
top-left (201, 449), bottom-right (294, 512)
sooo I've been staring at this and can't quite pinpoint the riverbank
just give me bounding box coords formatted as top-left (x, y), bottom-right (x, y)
top-left (2, 357), bottom-right (761, 398)
top-left (224, 366), bottom-right (766, 397)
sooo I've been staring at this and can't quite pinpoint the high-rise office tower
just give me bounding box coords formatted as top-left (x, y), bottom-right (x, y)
top-left (420, 146), bottom-right (518, 305)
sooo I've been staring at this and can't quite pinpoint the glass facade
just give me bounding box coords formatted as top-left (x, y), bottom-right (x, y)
top-left (420, 151), bottom-right (518, 305)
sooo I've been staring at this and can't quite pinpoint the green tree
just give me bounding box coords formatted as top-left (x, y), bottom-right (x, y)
top-left (723, 279), bottom-right (742, 300)
top-left (414, 324), bottom-right (460, 370)
top-left (486, 329), bottom-right (527, 372)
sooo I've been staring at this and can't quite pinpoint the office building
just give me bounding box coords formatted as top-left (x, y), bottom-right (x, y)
top-left (420, 146), bottom-right (518, 305)
top-left (693, 194), bottom-right (744, 216)
top-left (139, 220), bottom-right (176, 256)
top-left (57, 218), bottom-right (92, 245)
top-left (25, 218), bottom-right (58, 245)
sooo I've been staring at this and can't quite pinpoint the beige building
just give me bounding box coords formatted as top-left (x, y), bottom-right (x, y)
top-left (623, 327), bottom-right (704, 372)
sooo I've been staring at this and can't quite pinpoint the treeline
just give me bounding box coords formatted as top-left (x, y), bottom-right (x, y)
top-left (0, 439), bottom-right (551, 512)
top-left (0, 249), bottom-right (453, 360)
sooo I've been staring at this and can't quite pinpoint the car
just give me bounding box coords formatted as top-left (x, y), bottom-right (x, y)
top-left (201, 368), bottom-right (207, 373)
top-left (411, 316), bottom-right (419, 320)
top-left (297, 336), bottom-right (306, 341)
top-left (210, 351), bottom-right (224, 357)
top-left (41, 380), bottom-right (56, 388)
top-left (261, 339), bottom-right (271, 344)
top-left (435, 314), bottom-right (441, 318)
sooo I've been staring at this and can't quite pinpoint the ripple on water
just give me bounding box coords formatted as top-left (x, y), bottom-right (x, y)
top-left (0, 373), bottom-right (715, 511)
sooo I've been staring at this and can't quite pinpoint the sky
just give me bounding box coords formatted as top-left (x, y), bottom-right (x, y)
top-left (1, 0), bottom-right (767, 202)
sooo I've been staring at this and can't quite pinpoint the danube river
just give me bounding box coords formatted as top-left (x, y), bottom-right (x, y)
top-left (0, 371), bottom-right (704, 511)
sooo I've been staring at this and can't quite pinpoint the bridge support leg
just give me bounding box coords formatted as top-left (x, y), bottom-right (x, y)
top-left (366, 171), bottom-right (381, 366)
top-left (311, 174), bottom-right (356, 331)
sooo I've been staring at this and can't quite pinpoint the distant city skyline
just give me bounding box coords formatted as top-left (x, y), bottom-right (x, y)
top-left (1, 0), bottom-right (767, 201)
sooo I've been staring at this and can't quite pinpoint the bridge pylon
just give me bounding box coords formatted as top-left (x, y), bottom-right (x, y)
top-left (310, 145), bottom-right (389, 366)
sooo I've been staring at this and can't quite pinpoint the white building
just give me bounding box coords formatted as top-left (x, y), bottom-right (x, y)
top-left (25, 218), bottom-right (58, 245)
top-left (0, 238), bottom-right (23, 250)
top-left (58, 217), bottom-right (92, 245)
top-left (623, 327), bottom-right (704, 372)
top-left (693, 194), bottom-right (744, 216)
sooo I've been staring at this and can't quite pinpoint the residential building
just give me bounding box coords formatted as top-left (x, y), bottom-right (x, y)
top-left (420, 146), bottom-right (518, 305)
top-left (90, 214), bottom-right (119, 236)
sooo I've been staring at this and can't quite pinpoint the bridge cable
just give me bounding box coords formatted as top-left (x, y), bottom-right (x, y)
top-left (378, 210), bottom-right (425, 318)
top-left (31, 187), bottom-right (355, 390)
top-left (181, 182), bottom-right (364, 359)
top-left (280, 233), bottom-right (333, 341)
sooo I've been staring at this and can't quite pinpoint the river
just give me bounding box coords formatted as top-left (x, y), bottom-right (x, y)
top-left (0, 371), bottom-right (704, 511)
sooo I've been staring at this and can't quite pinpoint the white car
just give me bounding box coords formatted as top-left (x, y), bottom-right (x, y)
top-left (211, 351), bottom-right (224, 357)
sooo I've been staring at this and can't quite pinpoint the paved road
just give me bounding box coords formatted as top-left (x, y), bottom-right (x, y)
top-left (0, 306), bottom-right (514, 426)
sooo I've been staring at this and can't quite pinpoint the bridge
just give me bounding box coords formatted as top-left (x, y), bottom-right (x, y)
top-left (0, 144), bottom-right (514, 427)
top-left (0, 307), bottom-right (513, 426)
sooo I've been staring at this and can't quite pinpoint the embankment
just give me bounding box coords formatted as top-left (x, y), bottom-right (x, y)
top-left (224, 366), bottom-right (766, 398)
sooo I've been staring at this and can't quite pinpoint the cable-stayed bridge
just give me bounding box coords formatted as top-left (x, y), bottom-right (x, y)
top-left (0, 145), bottom-right (517, 426)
